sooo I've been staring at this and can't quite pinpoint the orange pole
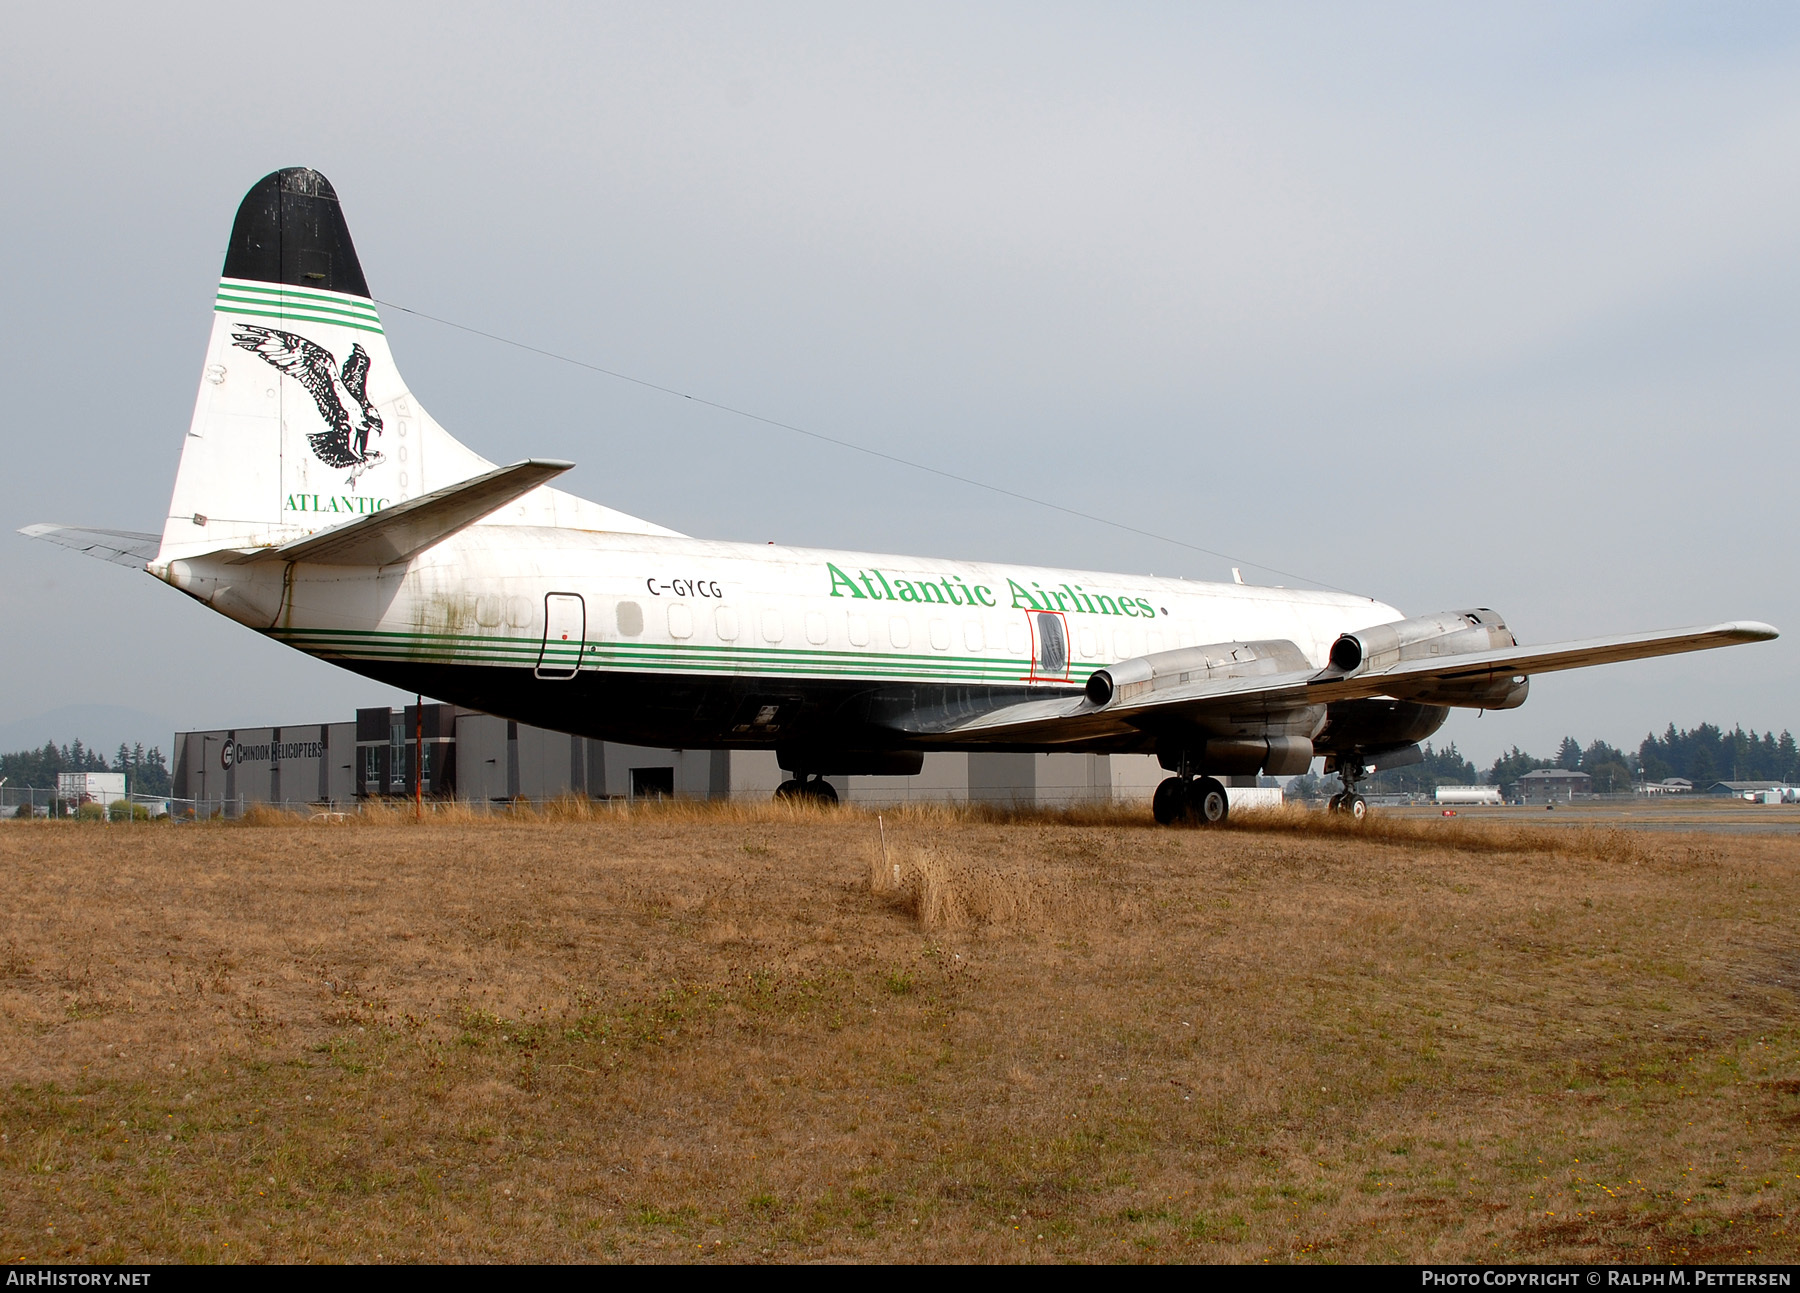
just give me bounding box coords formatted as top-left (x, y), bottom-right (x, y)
top-left (415, 694), bottom-right (424, 821)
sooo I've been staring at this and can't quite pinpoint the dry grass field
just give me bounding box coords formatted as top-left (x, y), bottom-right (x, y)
top-left (2, 801), bottom-right (1797, 1264)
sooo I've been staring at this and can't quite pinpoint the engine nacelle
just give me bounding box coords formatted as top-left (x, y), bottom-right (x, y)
top-left (1085, 638), bottom-right (1313, 707)
top-left (1328, 608), bottom-right (1514, 674)
top-left (778, 748), bottom-right (925, 777)
top-left (1156, 734), bottom-right (1317, 777)
top-left (1398, 672), bottom-right (1530, 710)
top-left (1317, 698), bottom-right (1450, 758)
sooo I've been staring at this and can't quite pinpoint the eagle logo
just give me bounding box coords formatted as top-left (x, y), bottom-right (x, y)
top-left (230, 325), bottom-right (385, 486)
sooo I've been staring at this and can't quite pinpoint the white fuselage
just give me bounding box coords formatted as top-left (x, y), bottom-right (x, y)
top-left (158, 527), bottom-right (1401, 700)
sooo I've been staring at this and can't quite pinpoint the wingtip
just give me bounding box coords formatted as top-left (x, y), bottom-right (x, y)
top-left (1724, 620), bottom-right (1780, 641)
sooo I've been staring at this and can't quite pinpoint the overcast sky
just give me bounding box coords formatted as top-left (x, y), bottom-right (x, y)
top-left (3, 2), bottom-right (1796, 766)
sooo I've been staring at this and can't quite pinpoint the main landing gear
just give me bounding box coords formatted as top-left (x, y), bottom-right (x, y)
top-left (774, 776), bottom-right (839, 804)
top-left (1152, 774), bottom-right (1230, 826)
top-left (1326, 760), bottom-right (1368, 819)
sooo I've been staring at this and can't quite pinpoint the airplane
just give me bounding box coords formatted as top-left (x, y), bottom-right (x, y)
top-left (22, 167), bottom-right (1779, 824)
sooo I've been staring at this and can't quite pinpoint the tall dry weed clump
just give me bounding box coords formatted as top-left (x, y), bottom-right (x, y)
top-left (539, 795), bottom-right (603, 822)
top-left (868, 843), bottom-right (1065, 929)
top-left (237, 803), bottom-right (306, 827)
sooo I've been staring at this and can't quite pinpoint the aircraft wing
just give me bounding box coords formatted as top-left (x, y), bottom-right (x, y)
top-left (897, 620), bottom-right (1778, 745)
top-left (228, 458), bottom-right (574, 566)
top-left (1304, 620), bottom-right (1779, 702)
top-left (893, 668), bottom-right (1312, 746)
top-left (19, 524), bottom-right (161, 569)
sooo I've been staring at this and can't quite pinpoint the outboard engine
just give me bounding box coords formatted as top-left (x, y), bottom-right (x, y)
top-left (1328, 608), bottom-right (1514, 673)
top-left (1328, 608), bottom-right (1530, 710)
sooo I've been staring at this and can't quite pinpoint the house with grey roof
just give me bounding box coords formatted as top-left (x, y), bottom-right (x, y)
top-left (1515, 768), bottom-right (1591, 803)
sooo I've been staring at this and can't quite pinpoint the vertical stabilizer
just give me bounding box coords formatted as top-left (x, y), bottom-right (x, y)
top-left (162, 168), bottom-right (494, 561)
top-left (161, 168), bottom-right (680, 562)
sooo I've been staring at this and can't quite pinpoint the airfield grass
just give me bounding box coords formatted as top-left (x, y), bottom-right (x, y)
top-left (2, 801), bottom-right (1798, 1264)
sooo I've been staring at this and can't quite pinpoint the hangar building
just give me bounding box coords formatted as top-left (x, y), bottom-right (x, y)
top-left (171, 703), bottom-right (1188, 810)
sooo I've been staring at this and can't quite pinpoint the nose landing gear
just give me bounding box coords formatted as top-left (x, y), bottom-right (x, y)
top-left (1326, 759), bottom-right (1368, 819)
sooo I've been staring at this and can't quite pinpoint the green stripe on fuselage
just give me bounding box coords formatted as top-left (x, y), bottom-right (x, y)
top-left (263, 625), bottom-right (1072, 684)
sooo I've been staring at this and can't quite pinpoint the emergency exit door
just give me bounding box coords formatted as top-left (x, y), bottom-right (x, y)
top-left (1027, 610), bottom-right (1069, 681)
top-left (536, 593), bottom-right (586, 680)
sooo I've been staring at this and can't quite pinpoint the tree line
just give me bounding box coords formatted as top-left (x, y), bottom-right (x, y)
top-left (0, 740), bottom-right (172, 797)
top-left (1287, 721), bottom-right (1797, 799)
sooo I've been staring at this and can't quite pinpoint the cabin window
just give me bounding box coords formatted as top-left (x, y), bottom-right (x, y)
top-left (964, 620), bottom-right (984, 651)
top-left (1005, 622), bottom-right (1026, 656)
top-left (889, 617), bottom-right (911, 649)
top-left (475, 596), bottom-right (503, 628)
top-left (616, 601), bottom-right (644, 637)
top-left (506, 597), bottom-right (534, 628)
top-left (716, 606), bottom-right (738, 641)
top-left (1147, 630), bottom-right (1165, 654)
top-left (1113, 627), bottom-right (1134, 658)
top-left (667, 603), bottom-right (693, 639)
top-left (847, 613), bottom-right (870, 647)
top-left (929, 619), bottom-right (950, 651)
top-left (805, 611), bottom-right (828, 645)
top-left (1077, 626), bottom-right (1097, 658)
top-left (761, 610), bottom-right (784, 643)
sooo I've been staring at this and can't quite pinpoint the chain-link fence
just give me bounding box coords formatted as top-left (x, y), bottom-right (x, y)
top-left (0, 785), bottom-right (249, 821)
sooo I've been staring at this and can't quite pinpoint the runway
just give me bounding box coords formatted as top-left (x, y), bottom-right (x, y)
top-left (1382, 797), bottom-right (1800, 834)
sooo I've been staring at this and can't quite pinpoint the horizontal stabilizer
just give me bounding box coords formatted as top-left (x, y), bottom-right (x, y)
top-left (19, 524), bottom-right (160, 569)
top-left (230, 458), bottom-right (574, 566)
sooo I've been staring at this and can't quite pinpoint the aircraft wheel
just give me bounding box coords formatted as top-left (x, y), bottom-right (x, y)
top-left (774, 779), bottom-right (806, 801)
top-left (806, 778), bottom-right (839, 804)
top-left (1345, 793), bottom-right (1367, 820)
top-left (1192, 776), bottom-right (1230, 826)
top-left (1326, 793), bottom-right (1344, 814)
top-left (1152, 777), bottom-right (1189, 825)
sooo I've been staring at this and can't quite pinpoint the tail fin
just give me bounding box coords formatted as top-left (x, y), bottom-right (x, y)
top-left (161, 167), bottom-right (677, 563)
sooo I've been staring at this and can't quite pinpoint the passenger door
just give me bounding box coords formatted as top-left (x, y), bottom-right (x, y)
top-left (535, 592), bottom-right (586, 680)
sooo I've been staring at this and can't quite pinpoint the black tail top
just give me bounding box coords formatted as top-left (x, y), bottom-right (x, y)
top-left (221, 168), bottom-right (370, 298)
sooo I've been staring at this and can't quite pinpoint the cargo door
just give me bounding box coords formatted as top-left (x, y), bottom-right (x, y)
top-left (536, 592), bottom-right (586, 680)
